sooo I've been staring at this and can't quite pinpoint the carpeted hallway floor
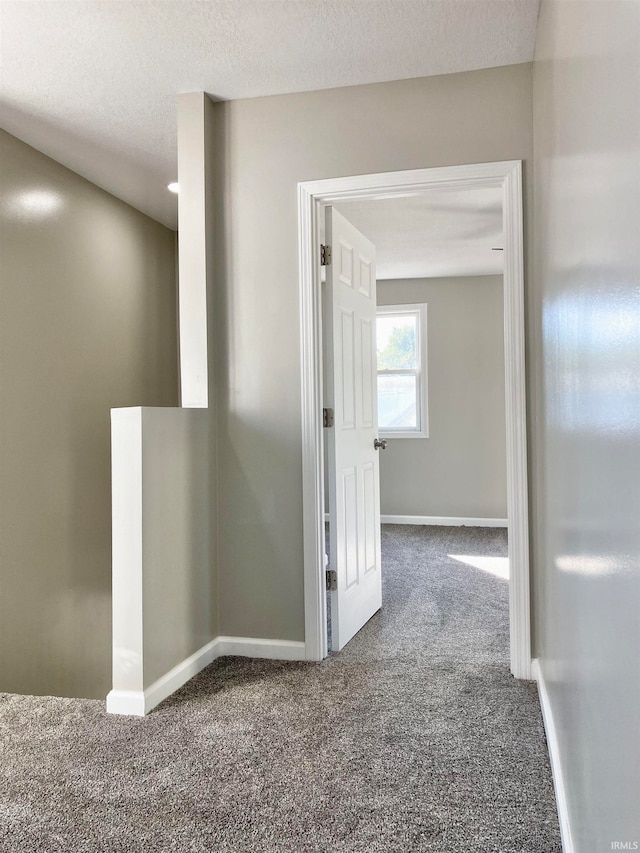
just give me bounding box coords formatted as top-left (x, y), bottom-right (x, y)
top-left (0, 525), bottom-right (561, 852)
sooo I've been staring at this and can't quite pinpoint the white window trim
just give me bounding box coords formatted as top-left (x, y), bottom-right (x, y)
top-left (376, 302), bottom-right (428, 439)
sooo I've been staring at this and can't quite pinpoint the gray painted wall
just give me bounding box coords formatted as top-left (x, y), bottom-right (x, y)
top-left (140, 408), bottom-right (213, 689)
top-left (533, 1), bottom-right (640, 849)
top-left (377, 277), bottom-right (506, 519)
top-left (0, 130), bottom-right (179, 700)
top-left (210, 64), bottom-right (533, 641)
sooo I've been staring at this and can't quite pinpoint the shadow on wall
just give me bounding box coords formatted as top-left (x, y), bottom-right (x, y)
top-left (0, 130), bottom-right (179, 700)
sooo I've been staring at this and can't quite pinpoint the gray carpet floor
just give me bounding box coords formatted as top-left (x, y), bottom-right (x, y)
top-left (0, 525), bottom-right (561, 852)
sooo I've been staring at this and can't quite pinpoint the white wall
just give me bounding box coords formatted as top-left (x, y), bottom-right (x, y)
top-left (377, 276), bottom-right (506, 520)
top-left (533, 1), bottom-right (640, 848)
top-left (209, 64), bottom-right (533, 641)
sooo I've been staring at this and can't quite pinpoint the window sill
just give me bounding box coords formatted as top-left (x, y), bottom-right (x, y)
top-left (379, 431), bottom-right (429, 440)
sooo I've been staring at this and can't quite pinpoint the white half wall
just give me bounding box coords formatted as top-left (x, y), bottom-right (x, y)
top-left (109, 406), bottom-right (215, 710)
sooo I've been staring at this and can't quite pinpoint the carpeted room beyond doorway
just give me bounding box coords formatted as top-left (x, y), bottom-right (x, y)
top-left (0, 525), bottom-right (561, 852)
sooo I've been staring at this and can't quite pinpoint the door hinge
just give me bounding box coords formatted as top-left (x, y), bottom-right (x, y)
top-left (326, 569), bottom-right (337, 591)
top-left (323, 407), bottom-right (334, 428)
top-left (320, 244), bottom-right (331, 266)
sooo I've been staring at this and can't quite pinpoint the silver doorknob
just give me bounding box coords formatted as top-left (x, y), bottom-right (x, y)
top-left (374, 438), bottom-right (387, 450)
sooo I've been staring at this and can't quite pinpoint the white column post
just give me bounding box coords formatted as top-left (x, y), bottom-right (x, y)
top-left (177, 92), bottom-right (212, 408)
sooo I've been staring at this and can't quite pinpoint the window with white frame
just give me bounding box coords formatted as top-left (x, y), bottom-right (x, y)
top-left (376, 303), bottom-right (428, 438)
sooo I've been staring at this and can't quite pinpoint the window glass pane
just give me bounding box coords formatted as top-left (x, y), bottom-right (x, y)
top-left (376, 313), bottom-right (417, 370)
top-left (377, 374), bottom-right (417, 429)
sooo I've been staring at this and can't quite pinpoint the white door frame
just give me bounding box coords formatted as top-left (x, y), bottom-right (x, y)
top-left (298, 161), bottom-right (531, 679)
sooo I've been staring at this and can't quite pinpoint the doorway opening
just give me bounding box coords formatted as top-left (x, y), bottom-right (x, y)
top-left (299, 162), bottom-right (530, 679)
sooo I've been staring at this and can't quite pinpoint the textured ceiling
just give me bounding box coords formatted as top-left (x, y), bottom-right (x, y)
top-left (0, 1), bottom-right (539, 228)
top-left (334, 187), bottom-right (504, 279)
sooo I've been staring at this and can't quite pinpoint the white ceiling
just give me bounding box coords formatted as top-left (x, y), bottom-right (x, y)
top-left (0, 1), bottom-right (539, 229)
top-left (334, 187), bottom-right (504, 279)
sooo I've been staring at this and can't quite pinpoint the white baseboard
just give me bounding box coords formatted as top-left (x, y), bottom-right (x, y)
top-left (216, 636), bottom-right (306, 660)
top-left (107, 636), bottom-right (219, 717)
top-left (531, 659), bottom-right (575, 853)
top-left (106, 636), bottom-right (306, 717)
top-left (144, 637), bottom-right (220, 714)
top-left (380, 514), bottom-right (508, 527)
top-left (105, 689), bottom-right (147, 716)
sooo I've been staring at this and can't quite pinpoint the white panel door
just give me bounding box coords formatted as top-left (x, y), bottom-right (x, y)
top-left (325, 206), bottom-right (382, 651)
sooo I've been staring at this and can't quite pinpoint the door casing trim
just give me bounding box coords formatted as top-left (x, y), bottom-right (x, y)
top-left (298, 161), bottom-right (531, 678)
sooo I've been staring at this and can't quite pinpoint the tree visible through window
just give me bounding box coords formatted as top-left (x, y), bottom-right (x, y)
top-left (376, 304), bottom-right (428, 437)
top-left (377, 324), bottom-right (416, 370)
